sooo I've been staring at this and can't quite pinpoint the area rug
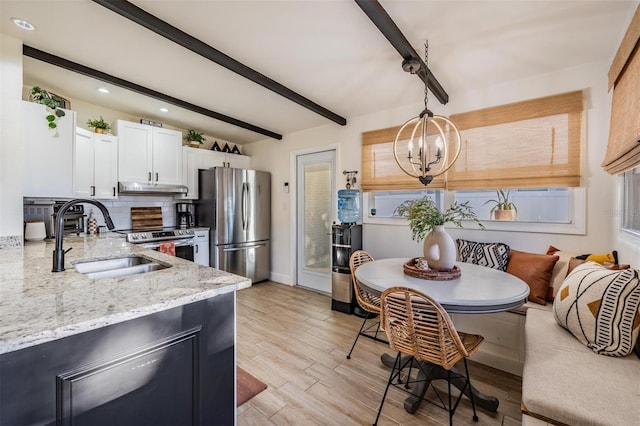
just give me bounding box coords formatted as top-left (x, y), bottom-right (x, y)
top-left (237, 366), bottom-right (267, 406)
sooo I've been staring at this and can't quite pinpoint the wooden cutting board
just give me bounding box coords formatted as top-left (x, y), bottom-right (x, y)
top-left (131, 207), bottom-right (163, 230)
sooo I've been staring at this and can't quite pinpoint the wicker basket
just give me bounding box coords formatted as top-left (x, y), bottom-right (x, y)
top-left (403, 258), bottom-right (461, 281)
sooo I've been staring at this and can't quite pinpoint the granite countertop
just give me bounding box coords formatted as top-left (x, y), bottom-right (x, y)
top-left (0, 234), bottom-right (251, 354)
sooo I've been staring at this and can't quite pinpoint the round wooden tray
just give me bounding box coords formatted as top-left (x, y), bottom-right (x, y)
top-left (403, 258), bottom-right (461, 281)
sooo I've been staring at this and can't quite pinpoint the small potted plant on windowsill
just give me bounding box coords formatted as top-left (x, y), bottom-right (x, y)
top-left (395, 197), bottom-right (484, 270)
top-left (484, 189), bottom-right (518, 221)
top-left (30, 86), bottom-right (66, 130)
top-left (185, 129), bottom-right (206, 148)
top-left (86, 117), bottom-right (111, 134)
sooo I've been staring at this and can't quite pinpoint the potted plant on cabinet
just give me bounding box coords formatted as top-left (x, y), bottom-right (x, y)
top-left (185, 129), bottom-right (206, 148)
top-left (395, 197), bottom-right (484, 270)
top-left (30, 86), bottom-right (66, 130)
top-left (86, 117), bottom-right (111, 134)
top-left (484, 189), bottom-right (518, 221)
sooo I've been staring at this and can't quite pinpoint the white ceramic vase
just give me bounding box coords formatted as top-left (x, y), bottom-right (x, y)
top-left (422, 225), bottom-right (456, 270)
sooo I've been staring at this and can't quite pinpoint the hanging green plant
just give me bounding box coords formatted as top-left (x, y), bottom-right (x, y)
top-left (30, 86), bottom-right (66, 129)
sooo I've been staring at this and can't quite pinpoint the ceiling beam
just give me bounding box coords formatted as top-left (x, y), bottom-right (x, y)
top-left (92, 0), bottom-right (347, 126)
top-left (354, 0), bottom-right (449, 105)
top-left (23, 45), bottom-right (282, 140)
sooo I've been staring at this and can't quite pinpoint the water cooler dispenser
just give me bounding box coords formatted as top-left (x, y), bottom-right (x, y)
top-left (331, 188), bottom-right (365, 315)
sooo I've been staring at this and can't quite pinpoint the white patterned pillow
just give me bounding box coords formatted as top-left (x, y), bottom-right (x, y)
top-left (553, 262), bottom-right (640, 356)
top-left (456, 239), bottom-right (510, 271)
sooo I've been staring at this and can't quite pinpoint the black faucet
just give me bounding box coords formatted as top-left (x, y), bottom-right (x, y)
top-left (52, 199), bottom-right (115, 272)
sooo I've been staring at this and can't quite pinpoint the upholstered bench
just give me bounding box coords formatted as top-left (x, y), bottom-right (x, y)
top-left (451, 241), bottom-right (639, 426)
top-left (522, 308), bottom-right (640, 425)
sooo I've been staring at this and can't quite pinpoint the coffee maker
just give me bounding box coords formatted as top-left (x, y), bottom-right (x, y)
top-left (176, 203), bottom-right (195, 228)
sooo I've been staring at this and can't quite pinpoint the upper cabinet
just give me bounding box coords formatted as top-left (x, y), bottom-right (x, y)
top-left (181, 147), bottom-right (251, 199)
top-left (22, 101), bottom-right (76, 198)
top-left (74, 128), bottom-right (118, 199)
top-left (207, 150), bottom-right (251, 169)
top-left (116, 121), bottom-right (182, 185)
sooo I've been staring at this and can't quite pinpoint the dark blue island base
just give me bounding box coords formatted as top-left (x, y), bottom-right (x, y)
top-left (1, 292), bottom-right (235, 426)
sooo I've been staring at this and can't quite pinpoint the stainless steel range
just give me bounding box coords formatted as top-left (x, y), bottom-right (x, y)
top-left (116, 227), bottom-right (195, 261)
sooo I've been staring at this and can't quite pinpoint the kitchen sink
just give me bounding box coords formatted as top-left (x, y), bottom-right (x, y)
top-left (73, 255), bottom-right (170, 280)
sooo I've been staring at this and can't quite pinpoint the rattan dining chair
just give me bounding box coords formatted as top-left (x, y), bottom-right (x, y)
top-left (374, 286), bottom-right (484, 426)
top-left (346, 250), bottom-right (386, 359)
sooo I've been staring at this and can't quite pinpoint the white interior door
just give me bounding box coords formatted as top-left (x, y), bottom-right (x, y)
top-left (296, 150), bottom-right (335, 293)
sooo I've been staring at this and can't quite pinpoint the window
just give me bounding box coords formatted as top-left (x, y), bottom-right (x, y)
top-left (602, 7), bottom-right (640, 174)
top-left (360, 91), bottom-right (586, 233)
top-left (622, 167), bottom-right (640, 234)
top-left (368, 190), bottom-right (442, 218)
top-left (361, 126), bottom-right (446, 191)
top-left (454, 188), bottom-right (571, 223)
top-left (448, 90), bottom-right (583, 190)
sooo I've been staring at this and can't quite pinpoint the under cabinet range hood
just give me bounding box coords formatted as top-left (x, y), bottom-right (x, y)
top-left (118, 182), bottom-right (189, 195)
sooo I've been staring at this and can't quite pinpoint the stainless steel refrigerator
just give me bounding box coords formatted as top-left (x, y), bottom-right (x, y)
top-left (196, 168), bottom-right (271, 283)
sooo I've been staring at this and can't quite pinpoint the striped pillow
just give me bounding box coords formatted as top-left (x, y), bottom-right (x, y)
top-left (553, 262), bottom-right (640, 357)
top-left (456, 239), bottom-right (510, 271)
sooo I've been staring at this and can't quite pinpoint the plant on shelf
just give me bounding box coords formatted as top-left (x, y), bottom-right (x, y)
top-left (484, 189), bottom-right (518, 221)
top-left (86, 116), bottom-right (111, 134)
top-left (395, 197), bottom-right (484, 241)
top-left (30, 86), bottom-right (66, 129)
top-left (185, 129), bottom-right (206, 148)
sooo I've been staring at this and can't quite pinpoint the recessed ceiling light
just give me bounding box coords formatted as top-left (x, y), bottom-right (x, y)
top-left (160, 107), bottom-right (169, 113)
top-left (97, 87), bottom-right (110, 94)
top-left (12, 18), bottom-right (35, 31)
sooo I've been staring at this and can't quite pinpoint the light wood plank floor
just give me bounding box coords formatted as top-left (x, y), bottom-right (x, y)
top-left (237, 281), bottom-right (523, 426)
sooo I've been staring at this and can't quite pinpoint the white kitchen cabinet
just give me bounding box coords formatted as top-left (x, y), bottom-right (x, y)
top-left (212, 150), bottom-right (250, 169)
top-left (193, 229), bottom-right (210, 266)
top-left (22, 101), bottom-right (76, 198)
top-left (116, 121), bottom-right (182, 185)
top-left (181, 147), bottom-right (250, 199)
top-left (74, 128), bottom-right (118, 199)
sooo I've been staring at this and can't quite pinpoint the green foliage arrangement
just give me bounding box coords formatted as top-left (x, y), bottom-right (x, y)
top-left (484, 189), bottom-right (518, 215)
top-left (394, 197), bottom-right (484, 241)
top-left (86, 116), bottom-right (111, 132)
top-left (30, 86), bottom-right (66, 129)
top-left (184, 129), bottom-right (206, 144)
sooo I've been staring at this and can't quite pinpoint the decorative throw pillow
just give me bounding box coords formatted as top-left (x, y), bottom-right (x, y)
top-left (566, 257), bottom-right (630, 276)
top-left (546, 246), bottom-right (576, 302)
top-left (546, 246), bottom-right (623, 302)
top-left (575, 251), bottom-right (618, 264)
top-left (456, 239), bottom-right (510, 271)
top-left (553, 262), bottom-right (640, 356)
top-left (506, 249), bottom-right (559, 305)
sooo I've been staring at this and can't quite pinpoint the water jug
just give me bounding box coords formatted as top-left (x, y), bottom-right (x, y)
top-left (337, 189), bottom-right (361, 223)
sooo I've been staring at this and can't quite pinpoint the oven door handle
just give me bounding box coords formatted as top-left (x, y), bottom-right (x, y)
top-left (139, 239), bottom-right (195, 250)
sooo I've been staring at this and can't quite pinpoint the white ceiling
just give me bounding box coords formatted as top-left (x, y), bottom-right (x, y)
top-left (1, 0), bottom-right (636, 144)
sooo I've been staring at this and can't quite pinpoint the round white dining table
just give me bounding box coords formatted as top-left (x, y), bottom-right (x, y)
top-left (355, 258), bottom-right (530, 414)
top-left (355, 258), bottom-right (530, 314)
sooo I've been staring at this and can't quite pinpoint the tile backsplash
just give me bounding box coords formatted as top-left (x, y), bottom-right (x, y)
top-left (24, 196), bottom-right (192, 232)
top-left (96, 195), bottom-right (188, 230)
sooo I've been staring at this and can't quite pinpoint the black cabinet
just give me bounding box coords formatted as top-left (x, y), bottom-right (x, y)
top-left (0, 293), bottom-right (235, 426)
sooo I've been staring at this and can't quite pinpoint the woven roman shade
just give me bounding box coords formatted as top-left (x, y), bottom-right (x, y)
top-left (361, 125), bottom-right (446, 191)
top-left (602, 5), bottom-right (640, 175)
top-left (447, 91), bottom-right (583, 190)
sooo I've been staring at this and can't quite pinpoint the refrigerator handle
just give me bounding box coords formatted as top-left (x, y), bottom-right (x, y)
top-left (222, 243), bottom-right (267, 252)
top-left (242, 182), bottom-right (248, 231)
